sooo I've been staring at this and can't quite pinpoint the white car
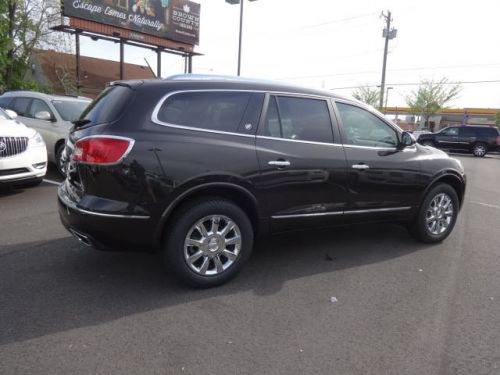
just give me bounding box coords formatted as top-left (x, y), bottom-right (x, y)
top-left (0, 108), bottom-right (47, 186)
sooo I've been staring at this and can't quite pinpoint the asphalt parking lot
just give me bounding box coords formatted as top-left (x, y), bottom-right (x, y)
top-left (1, 154), bottom-right (499, 375)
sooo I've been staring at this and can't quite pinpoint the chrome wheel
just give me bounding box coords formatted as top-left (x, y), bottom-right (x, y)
top-left (426, 193), bottom-right (454, 235)
top-left (473, 144), bottom-right (486, 157)
top-left (184, 215), bottom-right (242, 276)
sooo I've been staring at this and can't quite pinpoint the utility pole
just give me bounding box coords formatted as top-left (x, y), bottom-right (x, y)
top-left (379, 10), bottom-right (397, 109)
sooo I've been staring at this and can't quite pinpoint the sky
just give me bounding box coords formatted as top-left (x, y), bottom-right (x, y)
top-left (79, 0), bottom-right (500, 109)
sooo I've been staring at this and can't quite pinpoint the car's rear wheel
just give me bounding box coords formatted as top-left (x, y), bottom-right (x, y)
top-left (472, 142), bottom-right (487, 157)
top-left (409, 183), bottom-right (459, 243)
top-left (163, 198), bottom-right (254, 288)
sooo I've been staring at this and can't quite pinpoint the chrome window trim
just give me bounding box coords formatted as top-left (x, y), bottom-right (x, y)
top-left (256, 135), bottom-right (343, 147)
top-left (151, 89), bottom-right (334, 137)
top-left (272, 206), bottom-right (411, 219)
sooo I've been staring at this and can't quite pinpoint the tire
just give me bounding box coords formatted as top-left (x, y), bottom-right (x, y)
top-left (163, 198), bottom-right (254, 288)
top-left (55, 142), bottom-right (65, 175)
top-left (409, 183), bottom-right (459, 243)
top-left (472, 142), bottom-right (487, 157)
top-left (421, 140), bottom-right (434, 147)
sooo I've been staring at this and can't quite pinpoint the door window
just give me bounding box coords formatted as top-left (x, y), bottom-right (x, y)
top-left (157, 91), bottom-right (252, 133)
top-left (10, 98), bottom-right (32, 117)
top-left (336, 102), bottom-right (398, 147)
top-left (261, 95), bottom-right (334, 143)
top-left (440, 127), bottom-right (459, 136)
top-left (28, 99), bottom-right (53, 120)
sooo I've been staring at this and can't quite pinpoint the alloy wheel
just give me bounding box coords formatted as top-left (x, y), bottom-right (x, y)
top-left (425, 193), bottom-right (454, 235)
top-left (473, 144), bottom-right (486, 157)
top-left (184, 215), bottom-right (242, 276)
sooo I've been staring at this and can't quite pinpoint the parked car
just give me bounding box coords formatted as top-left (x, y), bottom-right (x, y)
top-left (58, 75), bottom-right (466, 287)
top-left (417, 125), bottom-right (500, 157)
top-left (0, 107), bottom-right (47, 186)
top-left (410, 130), bottom-right (432, 140)
top-left (0, 91), bottom-right (91, 173)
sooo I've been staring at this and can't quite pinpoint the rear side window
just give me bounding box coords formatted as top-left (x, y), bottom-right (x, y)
top-left (261, 95), bottom-right (333, 143)
top-left (157, 91), bottom-right (252, 133)
top-left (80, 85), bottom-right (133, 125)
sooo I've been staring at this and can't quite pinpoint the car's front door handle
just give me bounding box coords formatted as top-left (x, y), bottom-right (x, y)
top-left (268, 160), bottom-right (291, 168)
top-left (352, 163), bottom-right (370, 170)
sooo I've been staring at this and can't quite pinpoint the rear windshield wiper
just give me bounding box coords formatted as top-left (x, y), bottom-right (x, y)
top-left (72, 119), bottom-right (91, 128)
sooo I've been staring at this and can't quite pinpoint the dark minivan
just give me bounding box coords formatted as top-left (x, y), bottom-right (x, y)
top-left (59, 75), bottom-right (466, 287)
top-left (417, 125), bottom-right (500, 157)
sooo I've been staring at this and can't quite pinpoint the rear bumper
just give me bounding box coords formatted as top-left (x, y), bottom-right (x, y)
top-left (58, 183), bottom-right (157, 252)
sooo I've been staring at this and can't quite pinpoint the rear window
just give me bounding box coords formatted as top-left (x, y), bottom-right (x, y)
top-left (156, 91), bottom-right (252, 133)
top-left (79, 85), bottom-right (133, 125)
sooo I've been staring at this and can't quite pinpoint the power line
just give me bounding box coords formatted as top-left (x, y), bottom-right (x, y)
top-left (330, 79), bottom-right (500, 90)
top-left (277, 62), bottom-right (500, 80)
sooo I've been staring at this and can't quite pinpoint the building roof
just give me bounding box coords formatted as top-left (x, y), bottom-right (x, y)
top-left (31, 49), bottom-right (155, 98)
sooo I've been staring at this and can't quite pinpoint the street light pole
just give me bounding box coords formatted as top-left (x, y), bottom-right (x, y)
top-left (379, 10), bottom-right (397, 109)
top-left (384, 87), bottom-right (393, 113)
top-left (237, 0), bottom-right (244, 76)
top-left (226, 0), bottom-right (257, 76)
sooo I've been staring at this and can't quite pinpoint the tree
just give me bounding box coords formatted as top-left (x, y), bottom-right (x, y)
top-left (405, 78), bottom-right (461, 132)
top-left (352, 86), bottom-right (380, 108)
top-left (0, 0), bottom-right (72, 91)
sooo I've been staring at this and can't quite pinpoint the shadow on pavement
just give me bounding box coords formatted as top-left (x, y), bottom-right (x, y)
top-left (0, 223), bottom-right (434, 346)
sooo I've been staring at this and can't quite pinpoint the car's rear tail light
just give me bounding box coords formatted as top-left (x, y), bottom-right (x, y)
top-left (72, 136), bottom-right (134, 165)
top-left (496, 136), bottom-right (500, 146)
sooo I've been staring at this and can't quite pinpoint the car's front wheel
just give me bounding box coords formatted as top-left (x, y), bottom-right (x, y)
top-left (163, 198), bottom-right (254, 288)
top-left (409, 183), bottom-right (459, 243)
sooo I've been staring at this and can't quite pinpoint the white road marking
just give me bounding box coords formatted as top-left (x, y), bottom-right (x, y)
top-left (471, 201), bottom-right (500, 210)
top-left (43, 179), bottom-right (61, 186)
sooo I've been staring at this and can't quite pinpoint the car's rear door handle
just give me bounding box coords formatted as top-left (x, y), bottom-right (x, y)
top-left (268, 160), bottom-right (291, 168)
top-left (352, 163), bottom-right (370, 170)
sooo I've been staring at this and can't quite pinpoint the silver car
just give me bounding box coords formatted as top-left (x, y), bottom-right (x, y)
top-left (0, 91), bottom-right (91, 173)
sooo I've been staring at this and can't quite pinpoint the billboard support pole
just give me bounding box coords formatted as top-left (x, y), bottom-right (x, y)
top-left (188, 54), bottom-right (192, 74)
top-left (75, 29), bottom-right (81, 91)
top-left (119, 38), bottom-right (124, 80)
top-left (157, 48), bottom-right (162, 78)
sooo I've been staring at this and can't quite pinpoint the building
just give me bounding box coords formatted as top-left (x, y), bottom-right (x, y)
top-left (26, 49), bottom-right (155, 98)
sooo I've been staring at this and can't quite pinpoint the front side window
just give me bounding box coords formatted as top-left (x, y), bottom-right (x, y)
top-left (261, 95), bottom-right (333, 143)
top-left (11, 98), bottom-right (32, 117)
top-left (157, 91), bottom-right (252, 133)
top-left (336, 102), bottom-right (398, 148)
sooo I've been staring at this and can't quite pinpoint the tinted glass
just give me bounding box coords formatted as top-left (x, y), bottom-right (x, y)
top-left (0, 97), bottom-right (12, 109)
top-left (11, 98), bottom-right (32, 117)
top-left (158, 91), bottom-right (251, 133)
top-left (262, 96), bottom-right (333, 143)
top-left (80, 85), bottom-right (133, 125)
top-left (52, 100), bottom-right (89, 121)
top-left (440, 127), bottom-right (459, 136)
top-left (461, 127), bottom-right (476, 137)
top-left (29, 99), bottom-right (53, 119)
top-left (336, 102), bottom-right (398, 147)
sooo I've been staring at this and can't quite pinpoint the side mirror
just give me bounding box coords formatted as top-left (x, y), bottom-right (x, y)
top-left (399, 131), bottom-right (416, 149)
top-left (34, 111), bottom-right (52, 121)
top-left (5, 109), bottom-right (18, 119)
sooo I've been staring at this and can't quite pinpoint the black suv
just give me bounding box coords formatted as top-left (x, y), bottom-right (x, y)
top-left (417, 125), bottom-right (500, 157)
top-left (58, 75), bottom-right (466, 287)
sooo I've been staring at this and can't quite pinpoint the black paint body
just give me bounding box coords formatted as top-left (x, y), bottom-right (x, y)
top-left (58, 78), bottom-right (466, 251)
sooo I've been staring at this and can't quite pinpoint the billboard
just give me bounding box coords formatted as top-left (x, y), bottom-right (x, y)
top-left (63, 0), bottom-right (200, 45)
